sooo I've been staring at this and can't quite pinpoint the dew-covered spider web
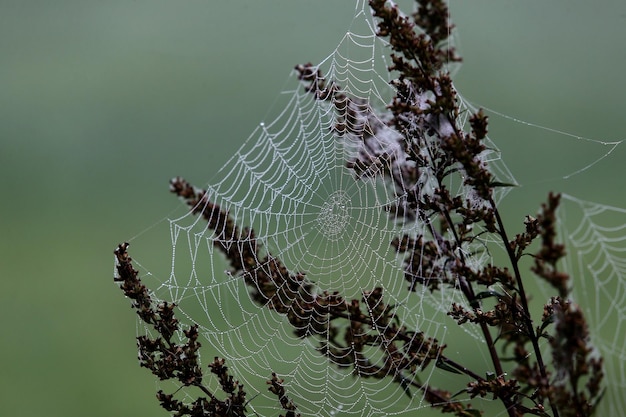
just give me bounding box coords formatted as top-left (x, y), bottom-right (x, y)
top-left (552, 194), bottom-right (626, 415)
top-left (123, 1), bottom-right (625, 416)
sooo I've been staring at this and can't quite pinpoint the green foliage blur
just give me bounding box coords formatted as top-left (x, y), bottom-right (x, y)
top-left (1, 1), bottom-right (625, 416)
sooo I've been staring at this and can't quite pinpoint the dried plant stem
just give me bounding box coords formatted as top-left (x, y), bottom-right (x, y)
top-left (491, 199), bottom-right (560, 417)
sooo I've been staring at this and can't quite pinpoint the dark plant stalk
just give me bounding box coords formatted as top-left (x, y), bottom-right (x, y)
top-left (489, 197), bottom-right (559, 417)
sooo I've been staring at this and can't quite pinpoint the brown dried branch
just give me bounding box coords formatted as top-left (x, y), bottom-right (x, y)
top-left (114, 243), bottom-right (299, 417)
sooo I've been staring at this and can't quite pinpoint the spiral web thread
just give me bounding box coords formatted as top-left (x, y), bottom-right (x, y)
top-left (552, 194), bottom-right (626, 416)
top-left (130, 1), bottom-right (623, 416)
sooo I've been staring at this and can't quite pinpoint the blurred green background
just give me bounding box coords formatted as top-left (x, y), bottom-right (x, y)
top-left (2, 1), bottom-right (625, 416)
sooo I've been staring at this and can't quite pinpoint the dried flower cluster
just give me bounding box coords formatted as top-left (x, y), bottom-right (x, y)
top-left (114, 243), bottom-right (300, 417)
top-left (114, 1), bottom-right (604, 416)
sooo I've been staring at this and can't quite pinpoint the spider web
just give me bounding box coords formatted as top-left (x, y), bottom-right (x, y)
top-left (124, 1), bottom-right (623, 416)
top-left (553, 194), bottom-right (626, 416)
